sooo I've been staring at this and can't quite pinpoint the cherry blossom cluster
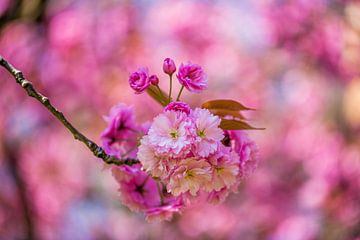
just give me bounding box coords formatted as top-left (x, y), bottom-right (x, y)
top-left (101, 58), bottom-right (259, 221)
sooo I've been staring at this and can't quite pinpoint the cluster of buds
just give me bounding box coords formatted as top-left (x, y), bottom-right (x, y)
top-left (101, 58), bottom-right (259, 221)
top-left (128, 58), bottom-right (207, 100)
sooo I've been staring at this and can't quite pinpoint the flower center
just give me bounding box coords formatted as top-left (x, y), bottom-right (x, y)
top-left (197, 129), bottom-right (206, 138)
top-left (215, 166), bottom-right (224, 173)
top-left (135, 185), bottom-right (145, 195)
top-left (117, 121), bottom-right (125, 130)
top-left (185, 170), bottom-right (194, 178)
top-left (170, 130), bottom-right (178, 139)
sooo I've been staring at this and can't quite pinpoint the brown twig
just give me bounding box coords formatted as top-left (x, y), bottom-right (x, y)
top-left (0, 55), bottom-right (139, 166)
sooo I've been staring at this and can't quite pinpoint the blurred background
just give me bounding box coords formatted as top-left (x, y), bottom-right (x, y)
top-left (0, 0), bottom-right (360, 239)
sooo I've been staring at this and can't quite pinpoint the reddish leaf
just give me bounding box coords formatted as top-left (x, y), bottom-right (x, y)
top-left (201, 99), bottom-right (254, 111)
top-left (219, 119), bottom-right (265, 130)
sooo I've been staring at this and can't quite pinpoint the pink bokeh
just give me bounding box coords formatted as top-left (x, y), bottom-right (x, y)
top-left (0, 0), bottom-right (360, 239)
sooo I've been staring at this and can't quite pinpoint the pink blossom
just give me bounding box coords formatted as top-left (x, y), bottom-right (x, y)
top-left (112, 164), bottom-right (185, 221)
top-left (128, 68), bottom-right (150, 94)
top-left (111, 165), bottom-right (160, 212)
top-left (163, 58), bottom-right (176, 76)
top-left (177, 62), bottom-right (207, 93)
top-left (191, 108), bottom-right (224, 157)
top-left (206, 146), bottom-right (240, 191)
top-left (167, 158), bottom-right (212, 196)
top-left (147, 110), bottom-right (195, 157)
top-left (229, 130), bottom-right (259, 178)
top-left (137, 135), bottom-right (166, 178)
top-left (145, 199), bottom-right (183, 222)
top-left (164, 101), bottom-right (191, 115)
top-left (101, 104), bottom-right (139, 157)
top-left (207, 187), bottom-right (231, 204)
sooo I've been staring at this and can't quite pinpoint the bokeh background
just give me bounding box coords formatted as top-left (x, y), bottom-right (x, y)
top-left (1, 0), bottom-right (360, 239)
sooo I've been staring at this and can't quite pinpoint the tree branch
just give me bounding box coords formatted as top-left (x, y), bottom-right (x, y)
top-left (0, 55), bottom-right (139, 166)
top-left (4, 139), bottom-right (36, 240)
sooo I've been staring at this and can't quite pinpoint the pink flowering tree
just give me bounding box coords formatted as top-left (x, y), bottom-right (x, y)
top-left (0, 55), bottom-right (261, 222)
top-left (2, 1), bottom-right (360, 239)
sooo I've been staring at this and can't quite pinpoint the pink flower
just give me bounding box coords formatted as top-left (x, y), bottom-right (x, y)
top-left (177, 62), bottom-right (207, 93)
top-left (137, 135), bottom-right (166, 178)
top-left (206, 146), bottom-right (240, 191)
top-left (191, 108), bottom-right (224, 157)
top-left (167, 158), bottom-right (212, 196)
top-left (112, 164), bottom-right (185, 221)
top-left (129, 67), bottom-right (150, 94)
top-left (111, 165), bottom-right (160, 212)
top-left (147, 110), bottom-right (195, 157)
top-left (207, 187), bottom-right (231, 204)
top-left (145, 199), bottom-right (183, 222)
top-left (164, 101), bottom-right (191, 115)
top-left (101, 104), bottom-right (139, 157)
top-left (229, 131), bottom-right (259, 178)
top-left (163, 58), bottom-right (176, 76)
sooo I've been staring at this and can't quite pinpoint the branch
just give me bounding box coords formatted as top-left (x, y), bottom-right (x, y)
top-left (4, 139), bottom-right (36, 240)
top-left (0, 55), bottom-right (139, 166)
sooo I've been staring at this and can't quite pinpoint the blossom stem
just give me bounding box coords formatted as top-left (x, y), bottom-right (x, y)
top-left (155, 84), bottom-right (165, 100)
top-left (0, 55), bottom-right (139, 166)
top-left (168, 75), bottom-right (173, 103)
top-left (176, 86), bottom-right (185, 101)
top-left (156, 180), bottom-right (164, 205)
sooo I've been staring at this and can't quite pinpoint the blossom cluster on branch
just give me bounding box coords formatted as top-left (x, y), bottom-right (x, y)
top-left (101, 58), bottom-right (260, 221)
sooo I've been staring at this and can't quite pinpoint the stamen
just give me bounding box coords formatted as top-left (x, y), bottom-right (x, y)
top-left (197, 129), bottom-right (206, 138)
top-left (170, 130), bottom-right (178, 139)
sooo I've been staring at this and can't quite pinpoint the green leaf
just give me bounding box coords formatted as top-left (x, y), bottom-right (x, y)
top-left (201, 99), bottom-right (254, 111)
top-left (219, 119), bottom-right (265, 130)
top-left (146, 85), bottom-right (168, 106)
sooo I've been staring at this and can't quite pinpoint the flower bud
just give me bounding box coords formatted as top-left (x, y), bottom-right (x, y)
top-left (149, 74), bottom-right (159, 85)
top-left (163, 58), bottom-right (176, 76)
